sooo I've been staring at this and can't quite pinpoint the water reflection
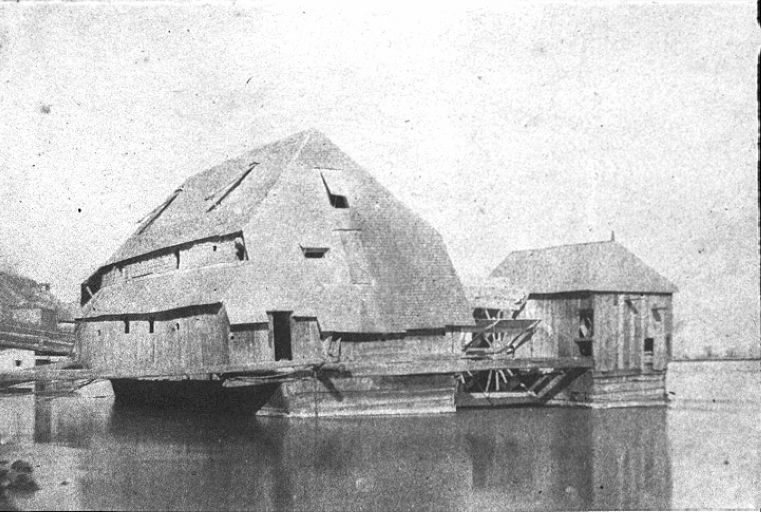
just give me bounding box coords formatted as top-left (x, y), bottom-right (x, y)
top-left (0, 394), bottom-right (691, 511)
top-left (5, 395), bottom-right (759, 510)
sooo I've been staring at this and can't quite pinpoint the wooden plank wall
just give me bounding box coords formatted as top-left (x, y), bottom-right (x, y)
top-left (593, 294), bottom-right (618, 372)
top-left (592, 293), bottom-right (673, 373)
top-left (515, 292), bottom-right (673, 374)
top-left (291, 318), bottom-right (323, 360)
top-left (517, 299), bottom-right (556, 358)
top-left (630, 297), bottom-right (643, 369)
top-left (76, 306), bottom-right (229, 373)
top-left (663, 295), bottom-right (673, 363)
top-left (228, 323), bottom-right (271, 364)
top-left (340, 334), bottom-right (450, 362)
top-left (553, 299), bottom-right (576, 357)
top-left (517, 296), bottom-right (590, 358)
top-left (648, 295), bottom-right (670, 370)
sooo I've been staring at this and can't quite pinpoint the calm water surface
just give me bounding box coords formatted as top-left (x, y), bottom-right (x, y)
top-left (0, 387), bottom-right (758, 511)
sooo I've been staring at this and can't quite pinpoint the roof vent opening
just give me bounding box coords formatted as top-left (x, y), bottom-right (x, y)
top-left (137, 188), bottom-right (182, 235)
top-left (234, 236), bottom-right (247, 261)
top-left (301, 246), bottom-right (329, 259)
top-left (206, 162), bottom-right (259, 212)
top-left (329, 194), bottom-right (349, 209)
top-left (320, 172), bottom-right (349, 209)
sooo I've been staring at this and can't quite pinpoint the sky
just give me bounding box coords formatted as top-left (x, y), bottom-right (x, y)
top-left (0, 1), bottom-right (758, 357)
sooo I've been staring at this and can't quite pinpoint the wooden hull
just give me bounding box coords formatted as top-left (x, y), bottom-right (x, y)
top-left (546, 370), bottom-right (668, 408)
top-left (110, 378), bottom-right (279, 413)
top-left (455, 391), bottom-right (538, 408)
top-left (259, 374), bottom-right (457, 417)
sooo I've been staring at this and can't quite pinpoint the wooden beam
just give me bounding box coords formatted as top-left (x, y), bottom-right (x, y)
top-left (0, 355), bottom-right (594, 389)
top-left (324, 356), bottom-right (594, 377)
top-left (528, 374), bottom-right (552, 393)
top-left (536, 373), bottom-right (568, 398)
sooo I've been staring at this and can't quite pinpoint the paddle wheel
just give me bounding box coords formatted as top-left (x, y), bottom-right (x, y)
top-left (456, 307), bottom-right (540, 400)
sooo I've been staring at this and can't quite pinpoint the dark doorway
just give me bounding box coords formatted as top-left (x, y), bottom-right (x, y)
top-left (272, 312), bottom-right (293, 361)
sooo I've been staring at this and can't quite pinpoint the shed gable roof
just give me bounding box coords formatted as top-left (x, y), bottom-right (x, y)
top-left (490, 240), bottom-right (677, 294)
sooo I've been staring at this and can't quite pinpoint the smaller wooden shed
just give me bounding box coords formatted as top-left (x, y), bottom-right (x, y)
top-left (483, 239), bottom-right (677, 406)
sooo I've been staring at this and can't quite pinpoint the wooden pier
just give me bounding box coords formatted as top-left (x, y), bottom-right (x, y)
top-left (0, 355), bottom-right (594, 414)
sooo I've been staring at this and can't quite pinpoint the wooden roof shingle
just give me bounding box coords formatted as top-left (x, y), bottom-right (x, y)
top-left (490, 240), bottom-right (677, 295)
top-left (82, 130), bottom-right (472, 332)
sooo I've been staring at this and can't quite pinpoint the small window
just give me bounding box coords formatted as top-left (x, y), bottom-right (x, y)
top-left (124, 319), bottom-right (130, 334)
top-left (644, 337), bottom-right (654, 354)
top-left (578, 309), bottom-right (594, 339)
top-left (213, 245), bottom-right (218, 252)
top-left (97, 329), bottom-right (102, 336)
top-left (149, 318), bottom-right (155, 333)
top-left (15, 360), bottom-right (22, 367)
top-left (175, 322), bottom-right (181, 331)
top-left (301, 246), bottom-right (329, 259)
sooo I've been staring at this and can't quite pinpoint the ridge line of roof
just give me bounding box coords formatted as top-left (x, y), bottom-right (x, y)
top-left (506, 239), bottom-right (615, 254)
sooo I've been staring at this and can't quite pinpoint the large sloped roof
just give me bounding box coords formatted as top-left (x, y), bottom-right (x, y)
top-left (490, 240), bottom-right (677, 294)
top-left (83, 129), bottom-right (472, 332)
top-left (105, 132), bottom-right (305, 265)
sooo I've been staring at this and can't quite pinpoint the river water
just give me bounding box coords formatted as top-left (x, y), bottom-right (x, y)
top-left (0, 363), bottom-right (758, 511)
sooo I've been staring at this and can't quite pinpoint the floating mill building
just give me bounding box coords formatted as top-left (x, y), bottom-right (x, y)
top-left (76, 129), bottom-right (483, 415)
top-left (68, 129), bottom-right (671, 414)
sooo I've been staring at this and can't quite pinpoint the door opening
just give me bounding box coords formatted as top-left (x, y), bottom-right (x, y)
top-left (272, 312), bottom-right (293, 361)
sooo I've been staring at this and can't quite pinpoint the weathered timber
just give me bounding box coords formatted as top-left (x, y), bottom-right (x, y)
top-left (0, 358), bottom-right (324, 389)
top-left (0, 355), bottom-right (593, 393)
top-left (324, 356), bottom-right (593, 378)
top-left (0, 322), bottom-right (74, 356)
top-left (546, 370), bottom-right (667, 407)
top-left (455, 391), bottom-right (539, 408)
top-left (259, 374), bottom-right (456, 417)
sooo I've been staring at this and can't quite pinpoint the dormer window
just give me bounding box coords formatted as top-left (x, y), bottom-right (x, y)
top-left (301, 246), bottom-right (329, 259)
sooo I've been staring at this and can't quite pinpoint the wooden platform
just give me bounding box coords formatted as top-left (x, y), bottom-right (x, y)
top-left (0, 356), bottom-right (592, 387)
top-left (0, 321), bottom-right (74, 356)
top-left (0, 355), bottom-right (595, 415)
top-left (545, 369), bottom-right (669, 408)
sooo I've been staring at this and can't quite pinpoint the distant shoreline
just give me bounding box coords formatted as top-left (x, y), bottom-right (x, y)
top-left (670, 357), bottom-right (760, 363)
